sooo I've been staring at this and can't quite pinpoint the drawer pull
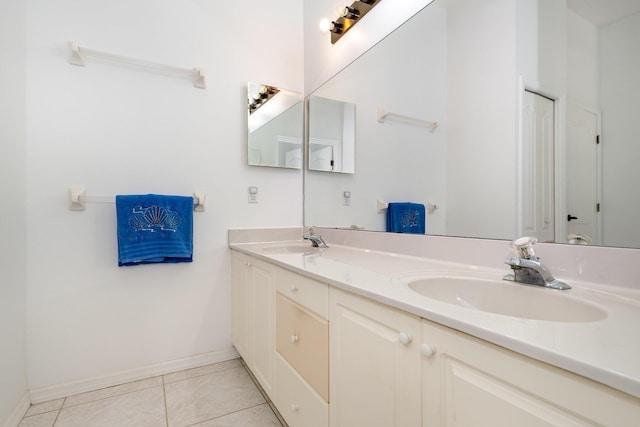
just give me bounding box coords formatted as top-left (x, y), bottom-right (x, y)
top-left (291, 403), bottom-right (300, 412)
top-left (291, 334), bottom-right (299, 343)
top-left (290, 284), bottom-right (299, 292)
top-left (421, 343), bottom-right (436, 358)
top-left (399, 332), bottom-right (413, 345)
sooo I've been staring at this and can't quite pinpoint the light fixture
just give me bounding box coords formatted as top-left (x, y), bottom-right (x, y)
top-left (248, 85), bottom-right (279, 115)
top-left (320, 0), bottom-right (382, 44)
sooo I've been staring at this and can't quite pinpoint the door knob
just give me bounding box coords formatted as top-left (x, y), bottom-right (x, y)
top-left (567, 214), bottom-right (578, 221)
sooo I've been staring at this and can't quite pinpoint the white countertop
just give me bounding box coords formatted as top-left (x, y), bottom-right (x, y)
top-left (230, 239), bottom-right (640, 399)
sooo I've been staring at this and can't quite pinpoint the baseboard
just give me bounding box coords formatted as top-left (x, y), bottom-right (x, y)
top-left (2, 391), bottom-right (30, 427)
top-left (29, 347), bottom-right (239, 404)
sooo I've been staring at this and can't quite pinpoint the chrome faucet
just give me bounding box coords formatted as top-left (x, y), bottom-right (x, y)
top-left (503, 237), bottom-right (570, 290)
top-left (303, 230), bottom-right (329, 248)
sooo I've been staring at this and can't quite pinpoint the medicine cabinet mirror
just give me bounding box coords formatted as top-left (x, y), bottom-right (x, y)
top-left (247, 82), bottom-right (303, 169)
top-left (307, 96), bottom-right (356, 173)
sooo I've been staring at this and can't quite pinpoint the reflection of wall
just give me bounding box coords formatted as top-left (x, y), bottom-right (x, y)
top-left (305, 4), bottom-right (448, 233)
top-left (517, 0), bottom-right (567, 95)
top-left (249, 103), bottom-right (303, 167)
top-left (445, 0), bottom-right (518, 239)
top-left (0, 1), bottom-right (28, 423)
top-left (600, 13), bottom-right (640, 248)
top-left (567, 10), bottom-right (599, 108)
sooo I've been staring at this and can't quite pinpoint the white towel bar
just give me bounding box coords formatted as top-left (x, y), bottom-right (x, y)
top-left (376, 107), bottom-right (438, 132)
top-left (376, 198), bottom-right (438, 214)
top-left (68, 42), bottom-right (207, 89)
top-left (69, 186), bottom-right (206, 212)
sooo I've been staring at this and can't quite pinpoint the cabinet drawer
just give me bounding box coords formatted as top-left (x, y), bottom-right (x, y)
top-left (276, 293), bottom-right (329, 402)
top-left (275, 353), bottom-right (329, 427)
top-left (276, 267), bottom-right (328, 319)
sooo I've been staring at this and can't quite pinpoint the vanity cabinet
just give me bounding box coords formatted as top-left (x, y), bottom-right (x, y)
top-left (274, 267), bottom-right (329, 427)
top-left (329, 287), bottom-right (422, 427)
top-left (230, 251), bottom-right (275, 397)
top-left (421, 319), bottom-right (640, 426)
top-left (232, 250), bottom-right (640, 427)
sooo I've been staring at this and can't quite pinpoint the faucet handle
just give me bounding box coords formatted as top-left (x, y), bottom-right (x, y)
top-left (510, 236), bottom-right (538, 260)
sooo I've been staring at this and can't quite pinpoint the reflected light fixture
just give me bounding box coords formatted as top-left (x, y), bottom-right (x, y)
top-left (248, 85), bottom-right (279, 115)
top-left (320, 0), bottom-right (382, 44)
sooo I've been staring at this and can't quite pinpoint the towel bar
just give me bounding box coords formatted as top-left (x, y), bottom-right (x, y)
top-left (69, 186), bottom-right (206, 212)
top-left (377, 198), bottom-right (438, 214)
top-left (376, 107), bottom-right (438, 132)
top-left (68, 42), bottom-right (207, 89)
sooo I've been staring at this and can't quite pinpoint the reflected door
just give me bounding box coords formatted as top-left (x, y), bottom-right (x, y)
top-left (309, 145), bottom-right (334, 171)
top-left (566, 104), bottom-right (599, 244)
top-left (521, 91), bottom-right (555, 242)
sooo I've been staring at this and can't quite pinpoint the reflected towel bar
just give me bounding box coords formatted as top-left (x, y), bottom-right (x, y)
top-left (376, 107), bottom-right (438, 132)
top-left (68, 42), bottom-right (207, 89)
top-left (69, 186), bottom-right (206, 212)
top-left (377, 198), bottom-right (438, 214)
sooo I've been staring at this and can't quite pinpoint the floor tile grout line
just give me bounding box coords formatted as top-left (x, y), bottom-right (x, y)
top-left (57, 383), bottom-right (165, 411)
top-left (162, 361), bottom-right (244, 385)
top-left (183, 402), bottom-right (279, 427)
top-left (50, 397), bottom-right (65, 427)
top-left (162, 375), bottom-right (170, 427)
top-left (239, 359), bottom-right (286, 426)
top-left (60, 376), bottom-right (163, 409)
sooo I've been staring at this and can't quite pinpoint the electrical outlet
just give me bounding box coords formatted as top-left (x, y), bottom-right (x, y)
top-left (248, 186), bottom-right (258, 203)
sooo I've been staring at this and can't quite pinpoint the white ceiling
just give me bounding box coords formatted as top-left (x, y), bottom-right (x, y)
top-left (567, 0), bottom-right (640, 27)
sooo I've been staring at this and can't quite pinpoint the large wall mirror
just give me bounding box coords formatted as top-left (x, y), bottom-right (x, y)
top-left (247, 82), bottom-right (303, 169)
top-left (304, 0), bottom-right (640, 249)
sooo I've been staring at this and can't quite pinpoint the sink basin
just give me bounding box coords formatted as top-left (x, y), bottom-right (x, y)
top-left (261, 244), bottom-right (320, 255)
top-left (406, 276), bottom-right (607, 322)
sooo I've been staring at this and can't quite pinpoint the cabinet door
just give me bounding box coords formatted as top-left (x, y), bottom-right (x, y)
top-left (230, 252), bottom-right (250, 361)
top-left (422, 319), bottom-right (640, 427)
top-left (250, 258), bottom-right (276, 397)
top-left (330, 288), bottom-right (421, 427)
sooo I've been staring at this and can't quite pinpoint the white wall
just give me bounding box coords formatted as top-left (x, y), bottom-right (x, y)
top-left (445, 0), bottom-right (518, 239)
top-left (25, 0), bottom-right (303, 394)
top-left (600, 12), bottom-right (640, 248)
top-left (0, 0), bottom-right (29, 424)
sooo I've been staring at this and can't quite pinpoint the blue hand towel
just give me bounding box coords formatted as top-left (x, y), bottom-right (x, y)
top-left (116, 194), bottom-right (193, 266)
top-left (386, 202), bottom-right (425, 234)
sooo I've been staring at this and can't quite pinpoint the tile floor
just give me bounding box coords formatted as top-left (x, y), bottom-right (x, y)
top-left (19, 358), bottom-right (285, 427)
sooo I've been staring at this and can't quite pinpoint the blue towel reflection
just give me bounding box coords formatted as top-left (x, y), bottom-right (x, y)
top-left (116, 194), bottom-right (193, 266)
top-left (386, 202), bottom-right (425, 234)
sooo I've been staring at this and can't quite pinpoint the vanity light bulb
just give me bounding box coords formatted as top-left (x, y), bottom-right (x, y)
top-left (341, 6), bottom-right (360, 19)
top-left (319, 18), bottom-right (332, 32)
top-left (330, 20), bottom-right (343, 34)
top-left (319, 18), bottom-right (343, 34)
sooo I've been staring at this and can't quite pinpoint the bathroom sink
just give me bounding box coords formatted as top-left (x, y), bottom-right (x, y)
top-left (406, 276), bottom-right (607, 322)
top-left (261, 243), bottom-right (321, 255)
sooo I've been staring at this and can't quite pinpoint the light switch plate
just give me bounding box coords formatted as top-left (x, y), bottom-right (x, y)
top-left (248, 186), bottom-right (258, 203)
